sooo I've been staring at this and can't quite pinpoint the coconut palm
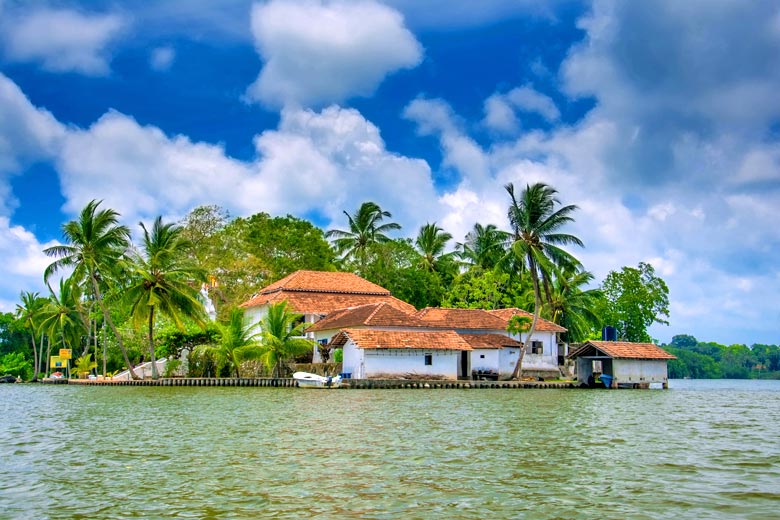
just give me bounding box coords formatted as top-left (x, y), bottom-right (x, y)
top-left (125, 216), bottom-right (207, 379)
top-left (195, 308), bottom-right (262, 377)
top-left (43, 200), bottom-right (139, 379)
top-left (38, 278), bottom-right (87, 362)
top-left (545, 266), bottom-right (603, 343)
top-left (505, 182), bottom-right (582, 379)
top-left (258, 301), bottom-right (313, 377)
top-left (456, 223), bottom-right (510, 271)
top-left (15, 291), bottom-right (47, 381)
top-left (325, 201), bottom-right (401, 271)
top-left (415, 222), bottom-right (453, 272)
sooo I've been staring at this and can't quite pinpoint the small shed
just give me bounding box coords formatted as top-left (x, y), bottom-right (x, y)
top-left (567, 340), bottom-right (676, 389)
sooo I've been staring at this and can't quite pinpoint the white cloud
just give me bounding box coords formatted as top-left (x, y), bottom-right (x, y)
top-left (150, 46), bottom-right (175, 71)
top-left (0, 216), bottom-right (57, 312)
top-left (483, 86), bottom-right (560, 133)
top-left (1, 8), bottom-right (126, 75)
top-left (246, 0), bottom-right (422, 108)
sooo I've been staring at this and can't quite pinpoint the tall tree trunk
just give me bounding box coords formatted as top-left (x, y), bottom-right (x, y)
top-left (512, 255), bottom-right (542, 380)
top-left (44, 335), bottom-right (52, 378)
top-left (90, 274), bottom-right (138, 379)
top-left (30, 332), bottom-right (39, 381)
top-left (102, 322), bottom-right (107, 378)
top-left (148, 307), bottom-right (158, 379)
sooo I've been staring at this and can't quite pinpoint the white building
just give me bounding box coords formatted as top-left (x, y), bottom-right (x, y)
top-left (487, 308), bottom-right (567, 374)
top-left (568, 340), bottom-right (676, 388)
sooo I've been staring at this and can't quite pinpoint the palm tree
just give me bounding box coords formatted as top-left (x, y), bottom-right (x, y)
top-left (456, 223), bottom-right (510, 271)
top-left (195, 308), bottom-right (262, 377)
top-left (505, 182), bottom-right (582, 379)
top-left (15, 291), bottom-right (46, 381)
top-left (325, 201), bottom-right (401, 271)
top-left (39, 278), bottom-right (88, 370)
top-left (125, 216), bottom-right (208, 379)
top-left (258, 301), bottom-right (313, 377)
top-left (415, 222), bottom-right (453, 272)
top-left (545, 266), bottom-right (603, 344)
top-left (43, 200), bottom-right (139, 379)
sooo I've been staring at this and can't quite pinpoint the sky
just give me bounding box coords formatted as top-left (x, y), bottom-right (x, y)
top-left (0, 0), bottom-right (778, 346)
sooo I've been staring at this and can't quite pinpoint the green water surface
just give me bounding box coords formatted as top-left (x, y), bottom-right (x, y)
top-left (1, 380), bottom-right (779, 519)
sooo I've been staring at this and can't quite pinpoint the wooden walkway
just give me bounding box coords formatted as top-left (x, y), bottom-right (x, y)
top-left (50, 377), bottom-right (576, 389)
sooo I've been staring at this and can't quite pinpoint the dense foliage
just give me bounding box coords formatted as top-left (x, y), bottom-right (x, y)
top-left (10, 186), bottom-right (763, 381)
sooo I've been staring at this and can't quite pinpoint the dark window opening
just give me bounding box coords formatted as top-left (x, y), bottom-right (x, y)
top-left (424, 354), bottom-right (433, 366)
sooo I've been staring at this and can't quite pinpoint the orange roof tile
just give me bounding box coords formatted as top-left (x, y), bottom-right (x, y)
top-left (330, 328), bottom-right (471, 351)
top-left (567, 341), bottom-right (676, 360)
top-left (459, 333), bottom-right (523, 349)
top-left (308, 302), bottom-right (421, 332)
top-left (488, 308), bottom-right (567, 333)
top-left (414, 307), bottom-right (508, 330)
top-left (258, 270), bottom-right (389, 295)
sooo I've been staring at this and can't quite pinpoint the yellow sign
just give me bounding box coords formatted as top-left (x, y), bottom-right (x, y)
top-left (59, 349), bottom-right (72, 360)
top-left (50, 356), bottom-right (65, 369)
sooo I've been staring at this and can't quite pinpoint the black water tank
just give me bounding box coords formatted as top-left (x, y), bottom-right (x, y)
top-left (602, 326), bottom-right (617, 341)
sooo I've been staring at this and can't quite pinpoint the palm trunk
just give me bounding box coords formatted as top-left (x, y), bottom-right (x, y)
top-left (512, 255), bottom-right (542, 380)
top-left (90, 274), bottom-right (138, 379)
top-left (102, 322), bottom-right (107, 378)
top-left (30, 332), bottom-right (39, 381)
top-left (148, 307), bottom-right (158, 379)
top-left (44, 335), bottom-right (52, 377)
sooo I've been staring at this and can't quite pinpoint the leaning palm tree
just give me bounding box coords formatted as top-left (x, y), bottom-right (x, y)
top-left (258, 301), bottom-right (313, 377)
top-left (415, 222), bottom-right (453, 272)
top-left (325, 201), bottom-right (401, 271)
top-left (43, 200), bottom-right (139, 379)
top-left (125, 216), bottom-right (208, 379)
top-left (195, 308), bottom-right (262, 377)
top-left (38, 278), bottom-right (88, 367)
top-left (456, 223), bottom-right (511, 271)
top-left (15, 291), bottom-right (47, 381)
top-left (505, 182), bottom-right (582, 379)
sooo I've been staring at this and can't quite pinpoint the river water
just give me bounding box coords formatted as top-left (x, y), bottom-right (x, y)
top-left (1, 380), bottom-right (779, 519)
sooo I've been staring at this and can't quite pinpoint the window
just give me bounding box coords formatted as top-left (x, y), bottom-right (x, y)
top-left (480, 354), bottom-right (485, 359)
top-left (526, 341), bottom-right (543, 355)
top-left (424, 354), bottom-right (433, 366)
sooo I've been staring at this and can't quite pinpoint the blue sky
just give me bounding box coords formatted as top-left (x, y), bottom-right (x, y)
top-left (1, 0), bottom-right (779, 346)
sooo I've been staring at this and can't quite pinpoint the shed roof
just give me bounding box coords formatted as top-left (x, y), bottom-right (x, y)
top-left (308, 302), bottom-right (422, 332)
top-left (567, 340), bottom-right (676, 360)
top-left (330, 328), bottom-right (471, 351)
top-left (487, 308), bottom-right (567, 333)
top-left (414, 307), bottom-right (508, 330)
top-left (459, 333), bottom-right (524, 349)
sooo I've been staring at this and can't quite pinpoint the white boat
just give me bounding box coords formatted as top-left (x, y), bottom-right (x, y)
top-left (293, 371), bottom-right (342, 389)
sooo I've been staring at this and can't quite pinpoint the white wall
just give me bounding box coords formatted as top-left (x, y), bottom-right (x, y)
top-left (614, 359), bottom-right (669, 384)
top-left (510, 330), bottom-right (559, 370)
top-left (342, 339), bottom-right (364, 378)
top-left (363, 349), bottom-right (460, 379)
top-left (470, 349), bottom-right (500, 373)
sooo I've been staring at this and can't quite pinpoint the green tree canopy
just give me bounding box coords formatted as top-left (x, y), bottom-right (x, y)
top-left (598, 262), bottom-right (670, 342)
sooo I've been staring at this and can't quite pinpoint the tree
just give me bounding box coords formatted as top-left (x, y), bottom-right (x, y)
top-left (125, 217), bottom-right (208, 379)
top-left (545, 267), bottom-right (603, 343)
top-left (73, 353), bottom-right (97, 379)
top-left (43, 200), bottom-right (139, 379)
top-left (443, 269), bottom-right (528, 310)
top-left (258, 301), bottom-right (313, 377)
top-left (505, 182), bottom-right (582, 379)
top-left (415, 222), bottom-right (453, 272)
top-left (325, 201), bottom-right (401, 271)
top-left (194, 308), bottom-right (263, 377)
top-left (599, 262), bottom-right (670, 342)
top-left (39, 278), bottom-right (87, 356)
top-left (456, 223), bottom-right (510, 271)
top-left (15, 291), bottom-right (47, 381)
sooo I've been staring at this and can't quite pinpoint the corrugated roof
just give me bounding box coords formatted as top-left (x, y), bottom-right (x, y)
top-left (308, 302), bottom-right (421, 332)
top-left (414, 307), bottom-right (508, 330)
top-left (488, 308), bottom-right (567, 333)
top-left (459, 333), bottom-right (524, 349)
top-left (330, 328), bottom-right (472, 351)
top-left (567, 341), bottom-right (676, 360)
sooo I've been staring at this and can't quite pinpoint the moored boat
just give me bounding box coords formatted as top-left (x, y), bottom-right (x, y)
top-left (293, 371), bottom-right (342, 388)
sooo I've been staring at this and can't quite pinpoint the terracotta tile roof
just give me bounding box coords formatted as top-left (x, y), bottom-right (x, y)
top-left (414, 308), bottom-right (508, 330)
top-left (330, 328), bottom-right (472, 351)
top-left (258, 270), bottom-right (390, 295)
top-left (487, 308), bottom-right (567, 333)
top-left (567, 341), bottom-right (677, 360)
top-left (459, 333), bottom-right (523, 349)
top-left (239, 270), bottom-right (416, 314)
top-left (240, 291), bottom-right (415, 315)
top-left (308, 302), bottom-right (422, 332)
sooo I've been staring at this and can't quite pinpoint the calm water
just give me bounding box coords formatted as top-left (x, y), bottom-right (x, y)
top-left (2, 380), bottom-right (779, 519)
